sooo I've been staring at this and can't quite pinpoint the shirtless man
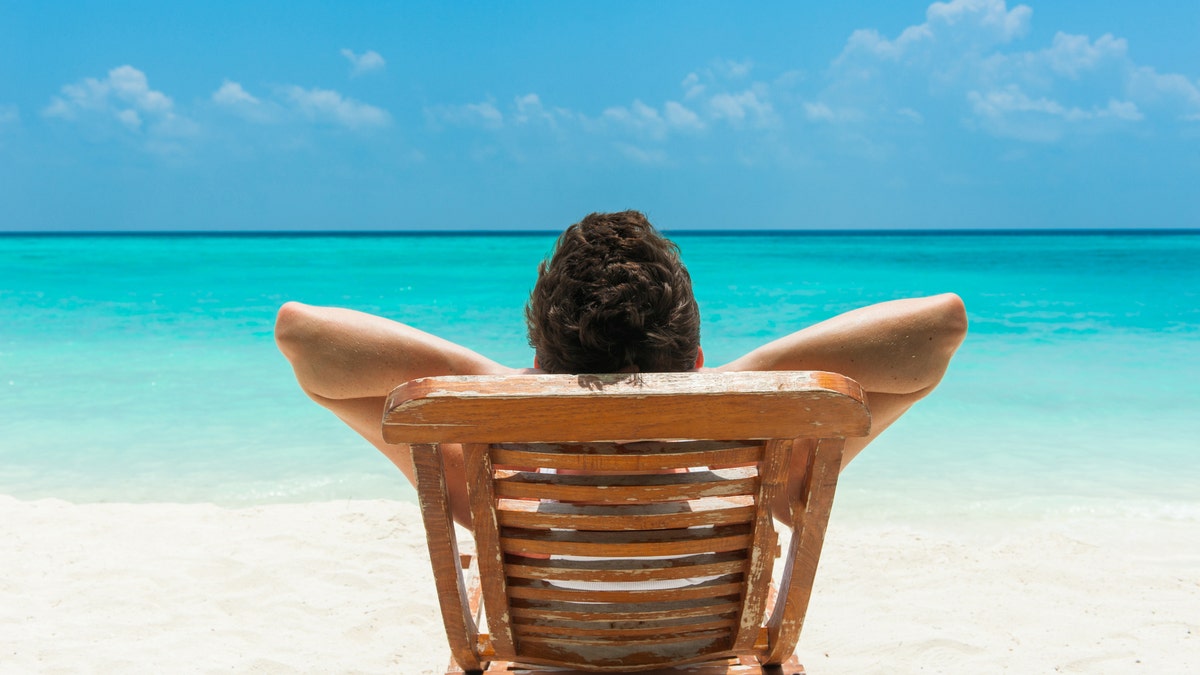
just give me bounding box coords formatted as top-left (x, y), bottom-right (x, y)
top-left (276, 211), bottom-right (967, 525)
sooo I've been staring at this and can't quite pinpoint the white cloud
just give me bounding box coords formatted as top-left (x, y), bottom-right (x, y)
top-left (682, 72), bottom-right (705, 99)
top-left (1042, 32), bottom-right (1126, 78)
top-left (841, 25), bottom-right (933, 63)
top-left (926, 0), bottom-right (1031, 44)
top-left (1128, 67), bottom-right (1200, 118)
top-left (43, 65), bottom-right (194, 138)
top-left (211, 80), bottom-right (280, 124)
top-left (283, 86), bottom-right (391, 130)
top-left (45, 65), bottom-right (173, 122)
top-left (115, 108), bottom-right (142, 130)
top-left (663, 101), bottom-right (704, 131)
top-left (603, 99), bottom-right (706, 137)
top-left (968, 85), bottom-right (1142, 140)
top-left (341, 49), bottom-right (386, 76)
top-left (822, 1), bottom-right (1199, 141)
top-left (513, 94), bottom-right (563, 126)
top-left (604, 100), bottom-right (667, 138)
top-left (431, 100), bottom-right (505, 129)
top-left (708, 89), bottom-right (776, 127)
top-left (213, 80), bottom-right (260, 106)
top-left (839, 0), bottom-right (1030, 66)
top-left (716, 59), bottom-right (754, 79)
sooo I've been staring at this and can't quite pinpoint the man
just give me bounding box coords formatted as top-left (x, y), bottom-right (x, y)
top-left (276, 211), bottom-right (967, 525)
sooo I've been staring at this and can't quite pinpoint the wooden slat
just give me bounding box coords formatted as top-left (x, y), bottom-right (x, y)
top-left (501, 524), bottom-right (753, 557)
top-left (513, 636), bottom-right (731, 671)
top-left (504, 551), bottom-right (748, 583)
top-left (518, 628), bottom-right (731, 649)
top-left (512, 616), bottom-right (736, 639)
top-left (510, 596), bottom-right (740, 623)
top-left (384, 371), bottom-right (870, 444)
top-left (492, 441), bottom-right (762, 472)
top-left (495, 469), bottom-right (758, 503)
top-left (496, 499), bottom-right (757, 531)
top-left (506, 574), bottom-right (743, 603)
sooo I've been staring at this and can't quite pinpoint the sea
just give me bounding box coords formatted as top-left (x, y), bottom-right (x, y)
top-left (2, 231), bottom-right (1198, 521)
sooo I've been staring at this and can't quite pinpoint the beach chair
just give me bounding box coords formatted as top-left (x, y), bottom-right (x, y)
top-left (383, 371), bottom-right (870, 674)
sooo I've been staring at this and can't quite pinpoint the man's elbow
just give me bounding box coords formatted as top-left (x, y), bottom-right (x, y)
top-left (933, 293), bottom-right (968, 353)
top-left (904, 293), bottom-right (967, 398)
top-left (274, 301), bottom-right (318, 363)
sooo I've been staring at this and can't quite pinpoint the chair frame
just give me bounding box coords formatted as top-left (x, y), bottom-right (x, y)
top-left (384, 371), bottom-right (870, 675)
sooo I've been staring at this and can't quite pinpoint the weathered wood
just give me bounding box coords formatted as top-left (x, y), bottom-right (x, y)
top-left (492, 441), bottom-right (763, 472)
top-left (410, 443), bottom-right (481, 672)
top-left (510, 596), bottom-right (741, 623)
top-left (463, 443), bottom-right (516, 660)
top-left (519, 628), bottom-right (732, 648)
top-left (495, 470), bottom-right (758, 503)
top-left (504, 551), bottom-right (748, 583)
top-left (384, 371), bottom-right (869, 444)
top-left (507, 574), bottom-right (744, 603)
top-left (392, 371), bottom-right (865, 674)
top-left (496, 499), bottom-right (757, 531)
top-left (512, 616), bottom-right (737, 639)
top-left (764, 439), bottom-right (843, 664)
top-left (510, 638), bottom-right (731, 672)
top-left (500, 524), bottom-right (753, 558)
top-left (733, 439), bottom-right (789, 651)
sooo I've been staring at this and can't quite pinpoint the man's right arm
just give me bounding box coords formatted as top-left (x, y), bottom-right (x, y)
top-left (274, 302), bottom-right (520, 524)
top-left (275, 301), bottom-right (515, 402)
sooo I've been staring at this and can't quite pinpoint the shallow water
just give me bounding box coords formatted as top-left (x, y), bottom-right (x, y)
top-left (2, 231), bottom-right (1197, 515)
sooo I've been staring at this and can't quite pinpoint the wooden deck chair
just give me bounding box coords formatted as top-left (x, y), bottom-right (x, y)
top-left (383, 371), bottom-right (870, 675)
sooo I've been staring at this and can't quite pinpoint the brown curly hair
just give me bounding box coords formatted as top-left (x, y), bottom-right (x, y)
top-left (526, 211), bottom-right (701, 374)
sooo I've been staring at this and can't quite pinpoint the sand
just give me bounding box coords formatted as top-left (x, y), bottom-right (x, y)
top-left (3, 495), bottom-right (1197, 674)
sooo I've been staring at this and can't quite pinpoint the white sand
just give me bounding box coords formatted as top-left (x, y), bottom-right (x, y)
top-left (4, 495), bottom-right (1197, 674)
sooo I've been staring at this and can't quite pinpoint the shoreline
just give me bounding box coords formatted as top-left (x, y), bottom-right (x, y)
top-left (5, 495), bottom-right (1197, 673)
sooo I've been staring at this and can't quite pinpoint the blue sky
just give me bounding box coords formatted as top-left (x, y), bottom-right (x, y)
top-left (1, 0), bottom-right (1198, 231)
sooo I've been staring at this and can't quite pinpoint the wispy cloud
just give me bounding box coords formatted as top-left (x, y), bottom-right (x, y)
top-left (968, 86), bottom-right (1142, 141)
top-left (211, 80), bottom-right (392, 131)
top-left (603, 100), bottom-right (669, 138)
top-left (282, 86), bottom-right (391, 130)
top-left (817, 0), bottom-right (1197, 141)
top-left (43, 65), bottom-right (195, 137)
top-left (707, 88), bottom-right (776, 128)
top-left (341, 49), bottom-right (386, 76)
top-left (213, 80), bottom-right (260, 107)
top-left (428, 100), bottom-right (505, 129)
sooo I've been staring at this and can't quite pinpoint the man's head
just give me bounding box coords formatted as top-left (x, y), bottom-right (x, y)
top-left (526, 211), bottom-right (701, 374)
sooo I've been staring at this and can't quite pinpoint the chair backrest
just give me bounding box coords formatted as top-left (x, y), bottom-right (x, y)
top-left (384, 371), bottom-right (870, 673)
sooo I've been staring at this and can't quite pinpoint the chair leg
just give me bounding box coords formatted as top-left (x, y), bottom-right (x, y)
top-left (761, 654), bottom-right (805, 675)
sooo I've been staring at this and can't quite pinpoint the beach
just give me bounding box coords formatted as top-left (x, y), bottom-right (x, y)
top-left (4, 495), bottom-right (1196, 673)
top-left (3, 231), bottom-right (1198, 672)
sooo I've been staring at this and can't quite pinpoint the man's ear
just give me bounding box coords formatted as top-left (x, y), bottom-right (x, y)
top-left (533, 356), bottom-right (540, 369)
top-left (694, 346), bottom-right (705, 369)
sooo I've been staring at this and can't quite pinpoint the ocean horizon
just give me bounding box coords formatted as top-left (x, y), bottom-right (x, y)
top-left (2, 229), bottom-right (1198, 521)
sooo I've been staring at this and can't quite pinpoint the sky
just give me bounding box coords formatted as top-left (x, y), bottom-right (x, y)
top-left (1, 0), bottom-right (1198, 231)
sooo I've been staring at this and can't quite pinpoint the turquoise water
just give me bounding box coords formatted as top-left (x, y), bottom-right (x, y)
top-left (2, 232), bottom-right (1198, 516)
